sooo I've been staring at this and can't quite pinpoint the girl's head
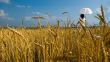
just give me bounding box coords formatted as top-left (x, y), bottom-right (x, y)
top-left (80, 14), bottom-right (85, 19)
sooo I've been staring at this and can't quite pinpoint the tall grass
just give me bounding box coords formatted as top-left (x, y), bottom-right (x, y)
top-left (0, 6), bottom-right (110, 62)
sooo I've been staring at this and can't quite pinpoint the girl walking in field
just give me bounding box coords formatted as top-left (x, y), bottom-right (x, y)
top-left (77, 8), bottom-right (93, 29)
top-left (77, 14), bottom-right (86, 28)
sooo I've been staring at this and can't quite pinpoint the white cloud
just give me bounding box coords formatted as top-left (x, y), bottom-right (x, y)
top-left (24, 16), bottom-right (32, 21)
top-left (0, 10), bottom-right (6, 16)
top-left (27, 6), bottom-right (31, 8)
top-left (0, 16), bottom-right (14, 20)
top-left (103, 6), bottom-right (110, 13)
top-left (16, 5), bottom-right (25, 8)
top-left (16, 5), bottom-right (31, 8)
top-left (107, 7), bottom-right (110, 13)
top-left (32, 11), bottom-right (40, 15)
top-left (0, 9), bottom-right (14, 21)
top-left (31, 11), bottom-right (58, 20)
top-left (0, 0), bottom-right (10, 4)
top-left (96, 8), bottom-right (101, 14)
top-left (96, 6), bottom-right (110, 14)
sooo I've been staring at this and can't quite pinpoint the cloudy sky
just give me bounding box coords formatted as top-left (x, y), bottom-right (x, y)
top-left (0, 0), bottom-right (110, 26)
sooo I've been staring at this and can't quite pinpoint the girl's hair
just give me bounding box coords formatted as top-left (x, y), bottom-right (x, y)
top-left (80, 14), bottom-right (85, 19)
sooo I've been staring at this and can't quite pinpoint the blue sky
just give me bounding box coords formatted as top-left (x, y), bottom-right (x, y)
top-left (0, 0), bottom-right (110, 26)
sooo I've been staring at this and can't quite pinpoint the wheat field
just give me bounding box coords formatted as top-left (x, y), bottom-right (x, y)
top-left (0, 6), bottom-right (110, 62)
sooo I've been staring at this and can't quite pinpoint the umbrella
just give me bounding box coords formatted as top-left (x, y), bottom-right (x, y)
top-left (80, 8), bottom-right (93, 14)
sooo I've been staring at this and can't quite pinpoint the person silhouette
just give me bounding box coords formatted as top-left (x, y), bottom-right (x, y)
top-left (77, 14), bottom-right (86, 28)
